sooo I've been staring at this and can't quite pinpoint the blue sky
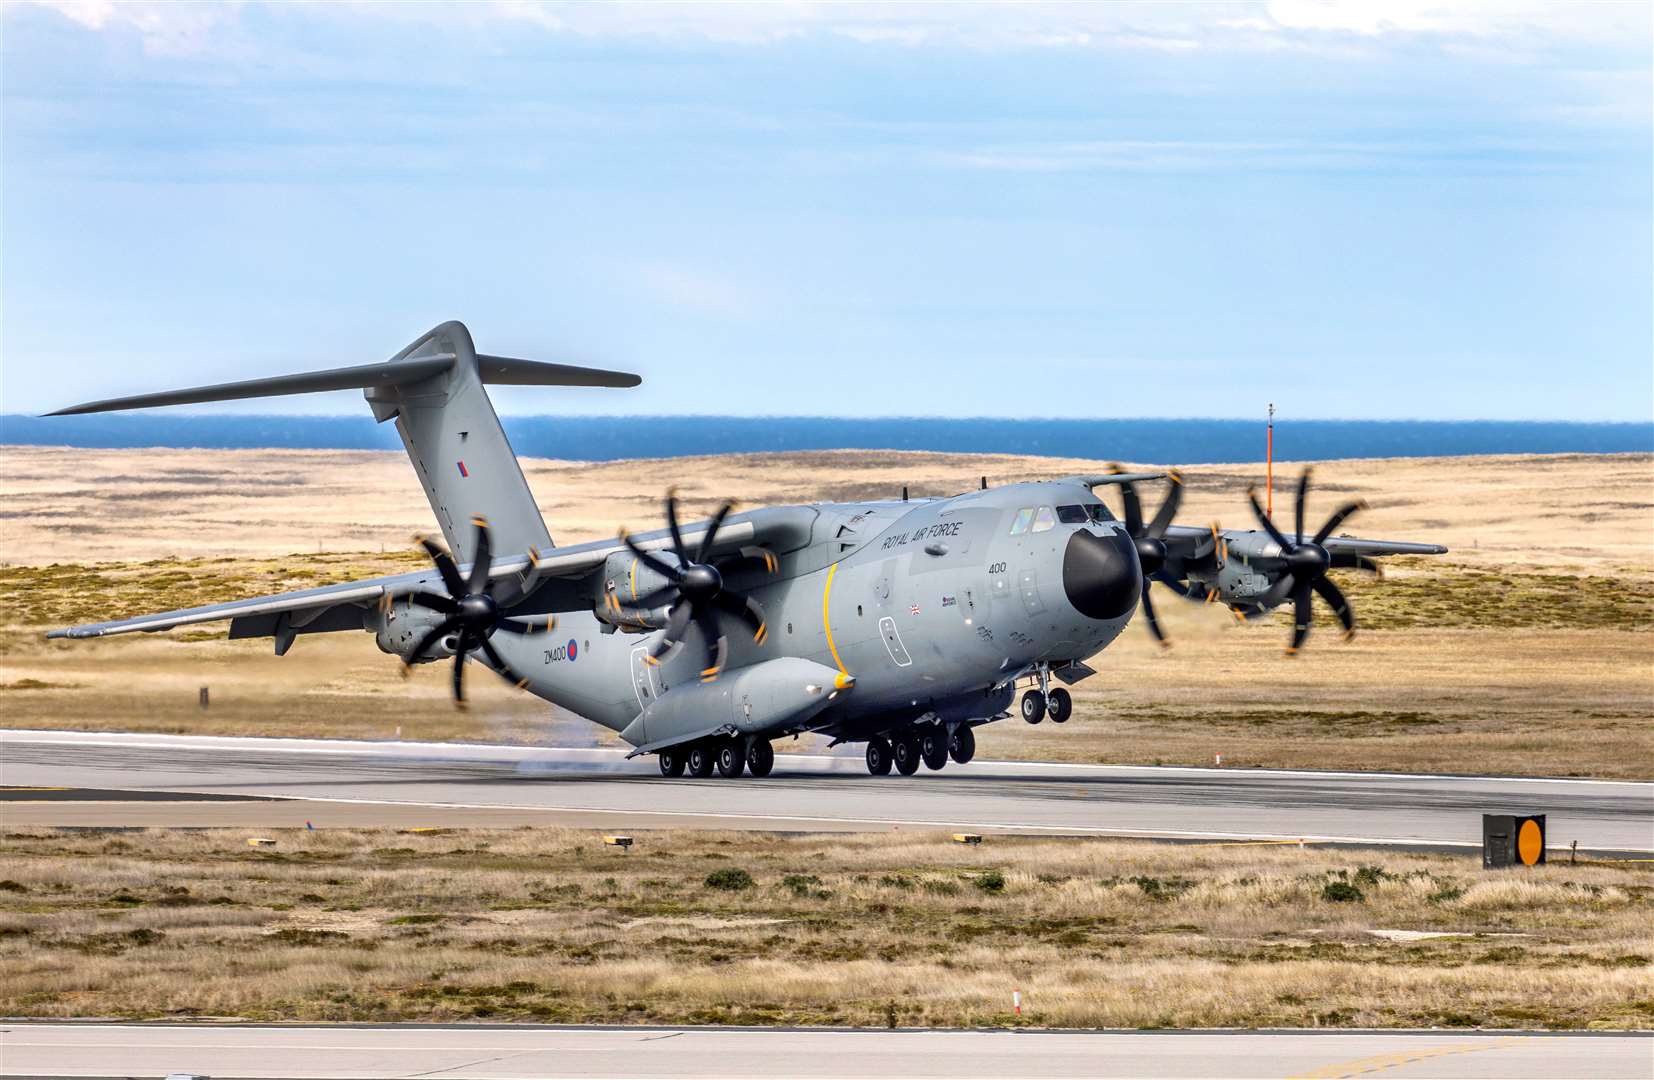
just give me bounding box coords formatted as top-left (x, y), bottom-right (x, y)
top-left (2, 1), bottom-right (1650, 421)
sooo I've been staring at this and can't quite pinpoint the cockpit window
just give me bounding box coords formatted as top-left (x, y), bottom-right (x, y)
top-left (1056, 505), bottom-right (1089, 524)
top-left (1009, 507), bottom-right (1035, 535)
top-left (1088, 503), bottom-right (1116, 524)
top-left (1031, 506), bottom-right (1057, 533)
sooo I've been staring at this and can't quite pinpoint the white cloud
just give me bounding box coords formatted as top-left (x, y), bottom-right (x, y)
top-left (12, 0), bottom-right (1648, 55)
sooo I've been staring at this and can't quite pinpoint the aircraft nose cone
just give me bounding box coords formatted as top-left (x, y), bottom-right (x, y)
top-left (1062, 529), bottom-right (1141, 620)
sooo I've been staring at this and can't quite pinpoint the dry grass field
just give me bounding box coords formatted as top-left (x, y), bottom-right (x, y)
top-left (1, 446), bottom-right (1650, 776)
top-left (1, 827), bottom-right (1648, 1030)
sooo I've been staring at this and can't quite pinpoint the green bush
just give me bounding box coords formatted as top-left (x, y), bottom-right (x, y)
top-left (705, 868), bottom-right (754, 891)
top-left (974, 871), bottom-right (1006, 894)
top-left (1321, 881), bottom-right (1365, 903)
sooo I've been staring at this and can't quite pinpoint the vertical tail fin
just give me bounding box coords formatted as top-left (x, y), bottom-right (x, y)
top-left (366, 320), bottom-right (638, 564)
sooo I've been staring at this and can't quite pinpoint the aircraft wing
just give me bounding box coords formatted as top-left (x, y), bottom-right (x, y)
top-left (1161, 524), bottom-right (1447, 557)
top-left (46, 570), bottom-right (430, 640)
top-left (46, 509), bottom-right (810, 641)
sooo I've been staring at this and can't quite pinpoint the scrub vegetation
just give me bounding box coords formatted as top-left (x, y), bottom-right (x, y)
top-left (1, 828), bottom-right (1648, 1030)
top-left (0, 447), bottom-right (1649, 777)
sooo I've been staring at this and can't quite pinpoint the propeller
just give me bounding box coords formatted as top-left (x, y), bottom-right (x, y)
top-left (1109, 465), bottom-right (1184, 648)
top-left (1244, 469), bottom-right (1367, 654)
top-left (619, 490), bottom-right (769, 682)
top-left (398, 516), bottom-right (555, 706)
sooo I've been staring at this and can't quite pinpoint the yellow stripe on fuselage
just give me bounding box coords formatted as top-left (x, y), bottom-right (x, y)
top-left (822, 562), bottom-right (846, 674)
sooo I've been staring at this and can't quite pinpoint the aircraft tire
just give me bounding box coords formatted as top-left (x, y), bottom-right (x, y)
top-left (920, 732), bottom-right (948, 771)
top-left (686, 742), bottom-right (715, 778)
top-left (715, 738), bottom-right (746, 779)
top-left (865, 737), bottom-right (893, 776)
top-left (658, 749), bottom-right (686, 778)
top-left (746, 739), bottom-right (775, 778)
top-left (1021, 690), bottom-right (1046, 724)
top-left (1047, 687), bottom-right (1072, 723)
top-left (893, 736), bottom-right (922, 776)
top-left (949, 725), bottom-right (976, 765)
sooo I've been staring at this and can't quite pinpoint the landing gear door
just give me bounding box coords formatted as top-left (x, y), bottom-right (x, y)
top-left (629, 646), bottom-right (658, 710)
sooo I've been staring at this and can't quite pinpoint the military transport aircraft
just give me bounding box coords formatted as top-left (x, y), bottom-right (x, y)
top-left (46, 321), bottom-right (1446, 778)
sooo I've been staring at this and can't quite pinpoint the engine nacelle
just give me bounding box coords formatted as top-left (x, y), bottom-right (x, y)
top-left (594, 549), bottom-right (677, 629)
top-left (373, 600), bottom-right (459, 663)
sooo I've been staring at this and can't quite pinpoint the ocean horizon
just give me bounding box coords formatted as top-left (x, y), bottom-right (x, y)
top-left (1, 414), bottom-right (1649, 465)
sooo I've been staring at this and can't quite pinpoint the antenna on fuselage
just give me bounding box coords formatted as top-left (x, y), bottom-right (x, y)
top-left (980, 476), bottom-right (987, 490)
top-left (901, 486), bottom-right (909, 502)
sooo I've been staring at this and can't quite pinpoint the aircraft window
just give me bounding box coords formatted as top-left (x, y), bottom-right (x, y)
top-left (1088, 504), bottom-right (1116, 524)
top-left (1056, 505), bottom-right (1088, 524)
top-left (1031, 506), bottom-right (1057, 533)
top-left (1009, 508), bottom-right (1035, 535)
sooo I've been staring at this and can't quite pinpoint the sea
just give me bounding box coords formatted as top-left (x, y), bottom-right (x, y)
top-left (0, 414), bottom-right (1648, 464)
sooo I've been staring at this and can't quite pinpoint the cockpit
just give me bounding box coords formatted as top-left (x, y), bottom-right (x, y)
top-left (1007, 502), bottom-right (1114, 534)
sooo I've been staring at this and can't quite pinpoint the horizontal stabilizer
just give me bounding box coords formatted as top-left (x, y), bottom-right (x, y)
top-left (46, 349), bottom-right (639, 416)
top-left (479, 354), bottom-right (640, 389)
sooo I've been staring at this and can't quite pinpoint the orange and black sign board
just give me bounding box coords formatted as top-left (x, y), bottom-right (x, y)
top-left (1483, 813), bottom-right (1545, 868)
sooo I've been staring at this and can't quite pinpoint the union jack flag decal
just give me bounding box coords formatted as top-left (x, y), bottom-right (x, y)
top-left (456, 461), bottom-right (469, 478)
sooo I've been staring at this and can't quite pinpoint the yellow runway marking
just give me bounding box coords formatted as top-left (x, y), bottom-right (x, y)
top-left (1287, 1036), bottom-right (1518, 1079)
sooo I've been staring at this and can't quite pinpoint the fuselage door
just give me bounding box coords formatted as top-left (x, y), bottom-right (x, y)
top-left (629, 645), bottom-right (658, 710)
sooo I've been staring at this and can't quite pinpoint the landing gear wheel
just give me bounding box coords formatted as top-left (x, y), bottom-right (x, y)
top-left (920, 732), bottom-right (948, 771)
top-left (686, 742), bottom-right (715, 778)
top-left (1047, 687), bottom-right (1072, 724)
top-left (949, 725), bottom-right (976, 765)
top-left (658, 749), bottom-right (685, 778)
top-left (865, 736), bottom-right (893, 776)
top-left (715, 738), bottom-right (746, 778)
top-left (745, 739), bottom-right (775, 778)
top-left (893, 736), bottom-right (922, 776)
top-left (1021, 689), bottom-right (1047, 724)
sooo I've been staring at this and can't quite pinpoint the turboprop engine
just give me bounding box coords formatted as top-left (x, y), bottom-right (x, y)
top-left (373, 598), bottom-right (459, 662)
top-left (620, 657), bottom-right (853, 754)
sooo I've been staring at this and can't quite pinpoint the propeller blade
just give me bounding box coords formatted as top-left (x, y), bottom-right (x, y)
top-left (646, 602), bottom-right (693, 663)
top-left (664, 489), bottom-right (688, 562)
top-left (1112, 466), bottom-right (1144, 536)
top-left (1312, 500), bottom-right (1368, 546)
top-left (1154, 569), bottom-right (1194, 597)
top-left (1246, 487), bottom-right (1292, 551)
top-left (622, 531), bottom-right (685, 583)
top-left (1330, 553), bottom-right (1383, 576)
top-left (406, 592), bottom-right (458, 615)
top-left (1259, 572), bottom-right (1296, 610)
top-left (1288, 581), bottom-right (1313, 654)
top-left (403, 616), bottom-right (460, 670)
top-left (493, 614), bottom-right (556, 635)
top-left (714, 589), bottom-right (767, 644)
top-left (1312, 575), bottom-right (1356, 641)
top-left (1145, 470), bottom-right (1183, 538)
top-left (695, 501), bottom-right (735, 564)
top-left (451, 631), bottom-right (470, 704)
top-left (738, 545), bottom-right (779, 574)
top-left (416, 535), bottom-right (466, 597)
top-left (478, 636), bottom-right (533, 690)
top-left (1140, 582), bottom-right (1169, 648)
top-left (693, 605), bottom-right (728, 682)
top-left (1294, 469), bottom-right (1311, 544)
top-left (466, 517), bottom-right (493, 595)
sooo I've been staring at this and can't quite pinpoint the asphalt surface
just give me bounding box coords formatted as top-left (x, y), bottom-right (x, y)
top-left (1, 1024), bottom-right (1649, 1079)
top-left (2, 730), bottom-right (1649, 851)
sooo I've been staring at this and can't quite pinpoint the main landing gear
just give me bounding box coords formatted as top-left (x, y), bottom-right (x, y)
top-left (865, 724), bottom-right (976, 776)
top-left (658, 736), bottom-right (775, 780)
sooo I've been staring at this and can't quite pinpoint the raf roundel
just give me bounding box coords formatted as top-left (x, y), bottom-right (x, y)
top-left (566, 638), bottom-right (578, 662)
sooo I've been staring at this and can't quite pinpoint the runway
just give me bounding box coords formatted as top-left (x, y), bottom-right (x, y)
top-left (2, 1024), bottom-right (1649, 1079)
top-left (3, 730), bottom-right (1649, 851)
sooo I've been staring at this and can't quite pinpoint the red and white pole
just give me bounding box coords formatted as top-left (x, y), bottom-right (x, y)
top-left (1266, 403), bottom-right (1275, 517)
top-left (1013, 989), bottom-right (1022, 1016)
